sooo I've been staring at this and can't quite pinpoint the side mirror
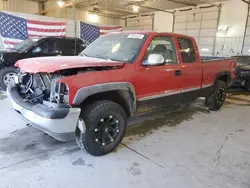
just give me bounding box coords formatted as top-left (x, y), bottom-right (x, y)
top-left (143, 54), bottom-right (165, 66)
top-left (32, 47), bottom-right (42, 54)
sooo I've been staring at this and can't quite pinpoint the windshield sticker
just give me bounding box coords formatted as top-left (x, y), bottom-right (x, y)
top-left (127, 34), bottom-right (145, 39)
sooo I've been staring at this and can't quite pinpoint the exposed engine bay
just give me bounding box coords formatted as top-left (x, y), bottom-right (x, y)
top-left (16, 72), bottom-right (68, 104)
top-left (15, 66), bottom-right (115, 104)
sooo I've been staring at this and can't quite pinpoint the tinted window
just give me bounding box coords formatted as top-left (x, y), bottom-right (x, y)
top-left (62, 39), bottom-right (76, 55)
top-left (14, 38), bottom-right (39, 52)
top-left (144, 36), bottom-right (177, 64)
top-left (178, 38), bottom-right (196, 63)
top-left (61, 39), bottom-right (84, 55)
top-left (37, 40), bottom-right (59, 53)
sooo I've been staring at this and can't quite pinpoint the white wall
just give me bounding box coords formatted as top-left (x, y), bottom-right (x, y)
top-left (218, 0), bottom-right (247, 37)
top-left (124, 14), bottom-right (154, 30)
top-left (0, 0), bottom-right (38, 14)
top-left (154, 11), bottom-right (173, 32)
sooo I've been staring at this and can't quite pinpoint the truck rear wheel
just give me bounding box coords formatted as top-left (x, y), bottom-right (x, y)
top-left (0, 67), bottom-right (18, 90)
top-left (76, 100), bottom-right (127, 156)
top-left (244, 78), bottom-right (250, 91)
top-left (205, 80), bottom-right (227, 111)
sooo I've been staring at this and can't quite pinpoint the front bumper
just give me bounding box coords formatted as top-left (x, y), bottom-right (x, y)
top-left (7, 85), bottom-right (81, 141)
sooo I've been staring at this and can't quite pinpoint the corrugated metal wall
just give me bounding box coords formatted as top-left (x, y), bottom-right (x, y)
top-left (215, 37), bottom-right (243, 56)
top-left (0, 0), bottom-right (38, 14)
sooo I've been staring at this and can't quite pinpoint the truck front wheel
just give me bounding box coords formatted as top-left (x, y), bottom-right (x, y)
top-left (0, 67), bottom-right (18, 90)
top-left (205, 80), bottom-right (227, 111)
top-left (76, 100), bottom-right (127, 156)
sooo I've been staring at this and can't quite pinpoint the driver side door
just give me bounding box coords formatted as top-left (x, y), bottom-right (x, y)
top-left (134, 35), bottom-right (182, 114)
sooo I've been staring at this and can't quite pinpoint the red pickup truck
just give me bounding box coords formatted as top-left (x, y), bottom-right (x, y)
top-left (7, 31), bottom-right (236, 156)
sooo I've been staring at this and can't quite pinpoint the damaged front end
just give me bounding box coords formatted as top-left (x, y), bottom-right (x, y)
top-left (16, 72), bottom-right (69, 105)
top-left (7, 71), bottom-right (81, 141)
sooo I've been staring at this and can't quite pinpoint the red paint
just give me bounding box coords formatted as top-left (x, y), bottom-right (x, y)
top-left (15, 31), bottom-right (237, 105)
top-left (15, 56), bottom-right (124, 73)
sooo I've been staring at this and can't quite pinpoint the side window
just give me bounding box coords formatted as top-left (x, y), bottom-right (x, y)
top-left (177, 38), bottom-right (196, 63)
top-left (37, 40), bottom-right (59, 53)
top-left (143, 36), bottom-right (177, 65)
top-left (62, 39), bottom-right (77, 55)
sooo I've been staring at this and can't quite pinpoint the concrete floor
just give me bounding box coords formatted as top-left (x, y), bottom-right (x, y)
top-left (0, 90), bottom-right (250, 188)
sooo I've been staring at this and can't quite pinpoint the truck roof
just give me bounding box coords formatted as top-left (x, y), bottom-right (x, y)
top-left (111, 30), bottom-right (192, 38)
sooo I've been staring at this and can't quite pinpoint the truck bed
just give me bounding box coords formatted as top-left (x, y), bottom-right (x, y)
top-left (202, 58), bottom-right (236, 86)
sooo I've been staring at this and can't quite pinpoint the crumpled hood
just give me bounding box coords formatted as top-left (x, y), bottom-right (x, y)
top-left (15, 56), bottom-right (124, 73)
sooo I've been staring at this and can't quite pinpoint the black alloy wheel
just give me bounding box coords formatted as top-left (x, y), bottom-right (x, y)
top-left (76, 100), bottom-right (127, 156)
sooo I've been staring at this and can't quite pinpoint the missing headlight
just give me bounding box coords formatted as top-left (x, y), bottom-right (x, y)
top-left (50, 82), bottom-right (69, 104)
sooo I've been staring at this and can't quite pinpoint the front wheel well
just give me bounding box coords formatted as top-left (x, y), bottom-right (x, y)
top-left (79, 90), bottom-right (133, 117)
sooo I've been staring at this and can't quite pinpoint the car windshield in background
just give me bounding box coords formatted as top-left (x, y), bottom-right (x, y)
top-left (80, 33), bottom-right (146, 63)
top-left (14, 38), bottom-right (39, 52)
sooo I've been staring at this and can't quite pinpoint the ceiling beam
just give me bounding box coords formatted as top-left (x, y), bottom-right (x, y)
top-left (241, 0), bottom-right (250, 4)
top-left (139, 5), bottom-right (173, 14)
top-left (167, 0), bottom-right (197, 7)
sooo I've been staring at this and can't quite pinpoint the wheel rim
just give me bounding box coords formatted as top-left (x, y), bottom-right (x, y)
top-left (93, 115), bottom-right (120, 146)
top-left (216, 87), bottom-right (226, 104)
top-left (3, 72), bottom-right (17, 86)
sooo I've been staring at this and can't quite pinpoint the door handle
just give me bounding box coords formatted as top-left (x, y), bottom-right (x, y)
top-left (175, 70), bottom-right (182, 76)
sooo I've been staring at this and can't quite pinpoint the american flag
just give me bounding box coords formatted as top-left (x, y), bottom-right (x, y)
top-left (80, 22), bottom-right (122, 43)
top-left (0, 12), bottom-right (66, 49)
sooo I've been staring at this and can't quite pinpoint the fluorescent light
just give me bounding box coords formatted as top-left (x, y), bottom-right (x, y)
top-left (88, 13), bottom-right (99, 23)
top-left (57, 0), bottom-right (65, 7)
top-left (248, 49), bottom-right (250, 53)
top-left (201, 48), bottom-right (210, 52)
top-left (132, 5), bottom-right (139, 12)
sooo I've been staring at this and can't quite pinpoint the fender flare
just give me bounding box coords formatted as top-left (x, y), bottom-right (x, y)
top-left (72, 82), bottom-right (137, 114)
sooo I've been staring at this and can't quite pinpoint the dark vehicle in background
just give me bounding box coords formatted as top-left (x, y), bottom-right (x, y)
top-left (0, 37), bottom-right (88, 90)
top-left (230, 55), bottom-right (250, 90)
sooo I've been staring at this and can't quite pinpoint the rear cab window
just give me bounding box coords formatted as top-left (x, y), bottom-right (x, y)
top-left (177, 37), bottom-right (196, 63)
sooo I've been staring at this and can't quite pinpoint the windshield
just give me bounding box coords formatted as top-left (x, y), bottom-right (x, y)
top-left (14, 38), bottom-right (39, 51)
top-left (80, 33), bottom-right (146, 62)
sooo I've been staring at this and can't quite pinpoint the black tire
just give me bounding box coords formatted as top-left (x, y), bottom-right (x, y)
top-left (205, 80), bottom-right (227, 111)
top-left (244, 78), bottom-right (250, 91)
top-left (76, 100), bottom-right (127, 156)
top-left (0, 66), bottom-right (18, 90)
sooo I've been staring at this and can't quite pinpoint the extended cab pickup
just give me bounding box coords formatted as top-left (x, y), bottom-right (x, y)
top-left (7, 31), bottom-right (236, 156)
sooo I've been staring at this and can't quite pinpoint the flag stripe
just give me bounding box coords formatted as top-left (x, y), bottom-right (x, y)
top-left (2, 38), bottom-right (23, 48)
top-left (28, 27), bottom-right (66, 33)
top-left (27, 23), bottom-right (66, 30)
top-left (27, 20), bottom-right (65, 26)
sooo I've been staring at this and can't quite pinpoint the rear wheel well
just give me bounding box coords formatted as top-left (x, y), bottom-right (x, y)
top-left (80, 90), bottom-right (132, 117)
top-left (218, 74), bottom-right (230, 85)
